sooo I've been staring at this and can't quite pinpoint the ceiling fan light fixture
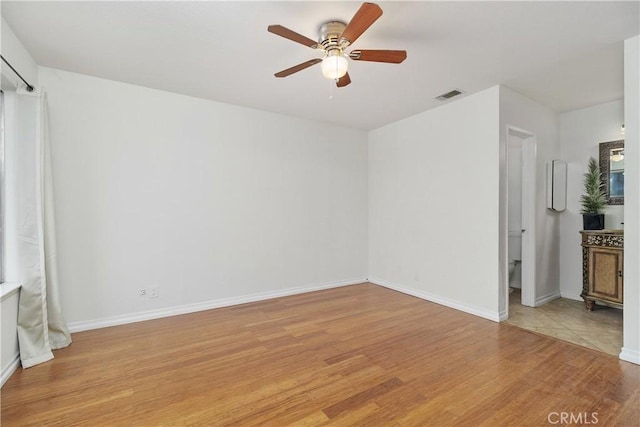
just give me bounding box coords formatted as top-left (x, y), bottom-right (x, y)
top-left (321, 50), bottom-right (348, 80)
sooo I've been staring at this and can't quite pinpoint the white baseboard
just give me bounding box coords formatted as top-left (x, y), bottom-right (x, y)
top-left (369, 277), bottom-right (501, 322)
top-left (560, 292), bottom-right (583, 302)
top-left (68, 277), bottom-right (367, 333)
top-left (535, 290), bottom-right (561, 306)
top-left (1, 354), bottom-right (21, 388)
top-left (619, 347), bottom-right (640, 365)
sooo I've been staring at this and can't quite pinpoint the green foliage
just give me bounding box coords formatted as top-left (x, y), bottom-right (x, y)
top-left (580, 157), bottom-right (607, 214)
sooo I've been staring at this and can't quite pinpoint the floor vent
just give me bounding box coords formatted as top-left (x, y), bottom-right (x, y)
top-left (435, 89), bottom-right (464, 101)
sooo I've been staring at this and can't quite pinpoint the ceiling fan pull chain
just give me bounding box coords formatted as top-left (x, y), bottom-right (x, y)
top-left (329, 78), bottom-right (334, 100)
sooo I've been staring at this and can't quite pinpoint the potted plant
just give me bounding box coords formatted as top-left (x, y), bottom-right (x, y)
top-left (580, 157), bottom-right (607, 230)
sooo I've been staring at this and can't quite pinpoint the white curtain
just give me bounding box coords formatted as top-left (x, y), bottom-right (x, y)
top-left (9, 86), bottom-right (71, 368)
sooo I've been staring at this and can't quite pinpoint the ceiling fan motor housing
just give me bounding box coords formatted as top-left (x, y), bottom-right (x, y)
top-left (319, 21), bottom-right (347, 49)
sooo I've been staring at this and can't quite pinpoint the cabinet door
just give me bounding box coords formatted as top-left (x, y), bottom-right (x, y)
top-left (588, 248), bottom-right (623, 303)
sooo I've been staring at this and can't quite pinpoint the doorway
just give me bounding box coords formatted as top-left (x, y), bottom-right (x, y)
top-left (505, 126), bottom-right (536, 311)
top-left (503, 127), bottom-right (624, 357)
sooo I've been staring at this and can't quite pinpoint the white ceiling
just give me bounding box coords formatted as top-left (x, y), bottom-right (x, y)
top-left (2, 1), bottom-right (638, 130)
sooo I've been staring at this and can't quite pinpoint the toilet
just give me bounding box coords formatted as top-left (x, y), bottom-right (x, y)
top-left (508, 233), bottom-right (522, 287)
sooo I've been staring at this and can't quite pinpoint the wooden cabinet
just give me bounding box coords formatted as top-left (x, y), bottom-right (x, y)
top-left (580, 230), bottom-right (623, 311)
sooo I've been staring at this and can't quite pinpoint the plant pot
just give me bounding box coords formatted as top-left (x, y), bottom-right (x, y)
top-left (583, 213), bottom-right (605, 230)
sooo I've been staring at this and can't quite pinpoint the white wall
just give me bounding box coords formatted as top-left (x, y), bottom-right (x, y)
top-left (499, 86), bottom-right (561, 312)
top-left (39, 67), bottom-right (368, 329)
top-left (559, 100), bottom-right (625, 300)
top-left (369, 87), bottom-right (502, 320)
top-left (1, 18), bottom-right (38, 90)
top-left (507, 135), bottom-right (523, 235)
top-left (0, 290), bottom-right (19, 386)
top-left (622, 35), bottom-right (639, 365)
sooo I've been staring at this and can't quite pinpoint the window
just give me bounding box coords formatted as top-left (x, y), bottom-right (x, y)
top-left (0, 91), bottom-right (5, 283)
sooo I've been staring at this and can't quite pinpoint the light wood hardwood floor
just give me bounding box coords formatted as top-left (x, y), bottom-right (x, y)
top-left (2, 283), bottom-right (638, 426)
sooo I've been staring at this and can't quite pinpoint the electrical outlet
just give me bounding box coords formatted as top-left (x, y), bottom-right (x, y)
top-left (150, 286), bottom-right (159, 298)
top-left (139, 289), bottom-right (147, 297)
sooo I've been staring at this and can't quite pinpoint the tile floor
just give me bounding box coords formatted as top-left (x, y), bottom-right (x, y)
top-left (505, 289), bottom-right (623, 356)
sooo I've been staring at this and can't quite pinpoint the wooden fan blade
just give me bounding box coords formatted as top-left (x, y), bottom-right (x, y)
top-left (268, 25), bottom-right (319, 48)
top-left (339, 3), bottom-right (383, 46)
top-left (336, 73), bottom-right (352, 88)
top-left (349, 50), bottom-right (407, 63)
top-left (274, 58), bottom-right (322, 78)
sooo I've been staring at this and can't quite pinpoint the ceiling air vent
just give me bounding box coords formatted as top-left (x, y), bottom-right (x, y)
top-left (435, 89), bottom-right (464, 101)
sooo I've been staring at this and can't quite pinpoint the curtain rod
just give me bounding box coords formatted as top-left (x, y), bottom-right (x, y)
top-left (1, 54), bottom-right (35, 92)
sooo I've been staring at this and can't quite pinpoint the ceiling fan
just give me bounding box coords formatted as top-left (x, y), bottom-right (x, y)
top-left (267, 2), bottom-right (407, 88)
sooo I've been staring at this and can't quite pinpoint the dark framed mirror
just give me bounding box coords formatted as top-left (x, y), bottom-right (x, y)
top-left (599, 140), bottom-right (624, 205)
